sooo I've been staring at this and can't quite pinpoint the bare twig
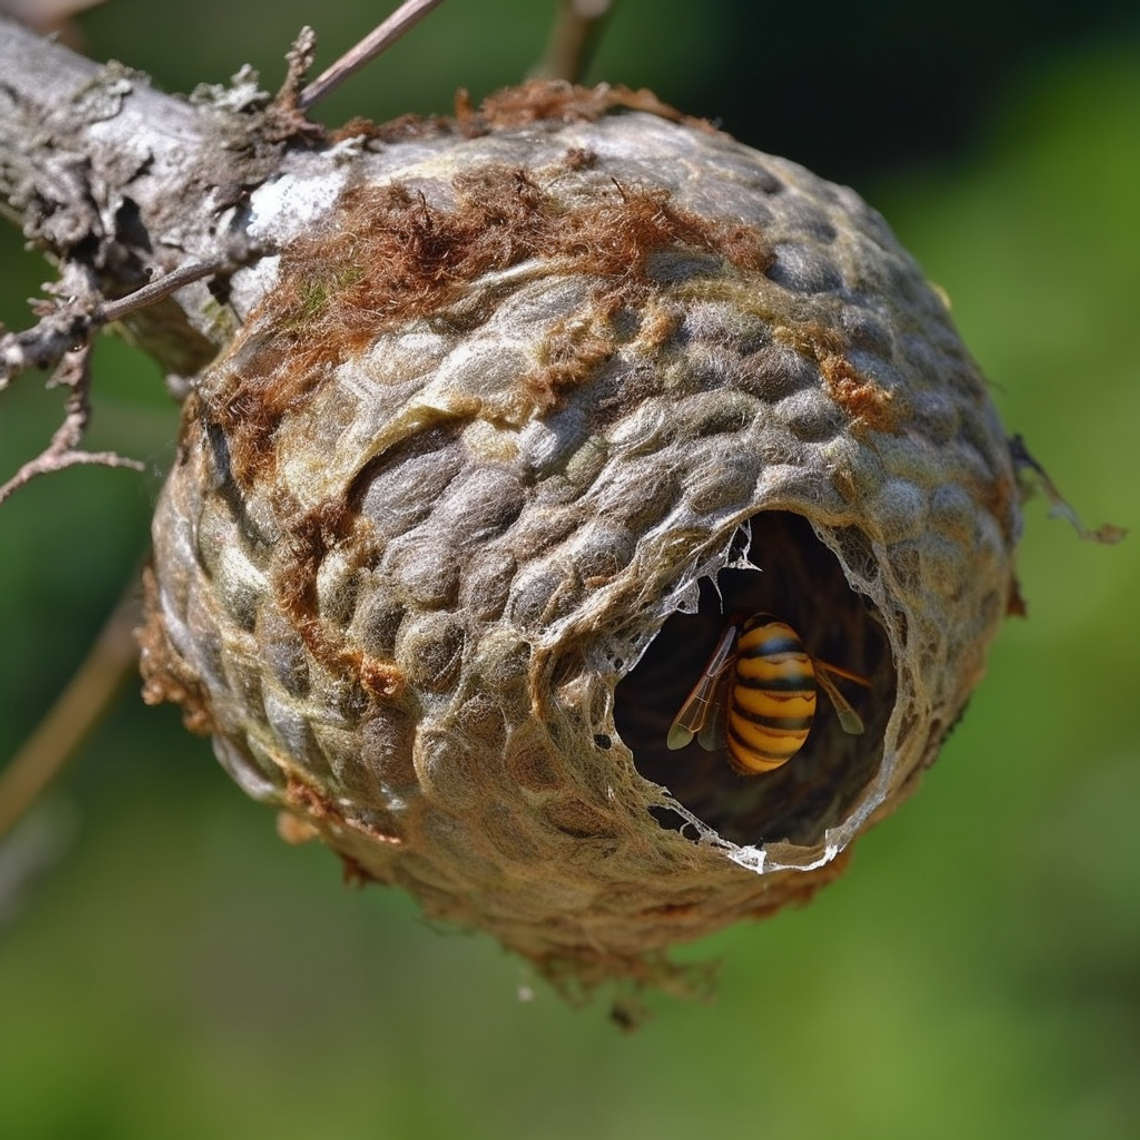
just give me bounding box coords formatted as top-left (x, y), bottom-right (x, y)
top-left (532, 0), bottom-right (618, 83)
top-left (297, 0), bottom-right (449, 111)
top-left (99, 259), bottom-right (223, 324)
top-left (1009, 434), bottom-right (1127, 545)
top-left (0, 580), bottom-right (142, 840)
top-left (0, 260), bottom-right (222, 505)
top-left (0, 259), bottom-right (221, 390)
top-left (0, 345), bottom-right (144, 506)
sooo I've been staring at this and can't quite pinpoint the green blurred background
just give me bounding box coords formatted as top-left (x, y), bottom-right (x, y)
top-left (1, 2), bottom-right (1138, 1136)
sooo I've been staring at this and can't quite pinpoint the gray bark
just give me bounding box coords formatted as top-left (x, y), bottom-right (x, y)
top-left (0, 15), bottom-right (314, 376)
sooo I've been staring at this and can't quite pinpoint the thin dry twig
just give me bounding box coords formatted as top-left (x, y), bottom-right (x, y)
top-left (531, 0), bottom-right (618, 83)
top-left (0, 580), bottom-right (142, 840)
top-left (0, 259), bottom-right (221, 390)
top-left (100, 259), bottom-right (223, 324)
top-left (297, 0), bottom-right (449, 111)
top-left (0, 258), bottom-right (222, 504)
top-left (1009, 434), bottom-right (1127, 545)
top-left (0, 344), bottom-right (144, 506)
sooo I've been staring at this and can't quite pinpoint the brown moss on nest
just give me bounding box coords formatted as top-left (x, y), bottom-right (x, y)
top-left (463, 80), bottom-right (704, 131)
top-left (820, 354), bottom-right (899, 433)
top-left (269, 493), bottom-right (405, 700)
top-left (284, 771), bottom-right (339, 822)
top-left (207, 165), bottom-right (773, 489)
top-left (330, 80), bottom-right (712, 146)
top-left (276, 168), bottom-right (773, 348)
top-left (770, 321), bottom-right (900, 434)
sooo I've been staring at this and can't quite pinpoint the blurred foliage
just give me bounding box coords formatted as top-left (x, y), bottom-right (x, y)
top-left (1, 2), bottom-right (1138, 1138)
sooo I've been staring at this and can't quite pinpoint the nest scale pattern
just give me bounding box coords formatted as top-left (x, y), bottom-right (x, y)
top-left (141, 85), bottom-right (1021, 989)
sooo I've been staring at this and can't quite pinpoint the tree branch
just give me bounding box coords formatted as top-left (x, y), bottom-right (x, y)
top-left (0, 15), bottom-right (313, 375)
top-left (0, 258), bottom-right (221, 389)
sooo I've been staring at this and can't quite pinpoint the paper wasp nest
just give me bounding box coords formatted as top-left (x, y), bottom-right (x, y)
top-left (140, 84), bottom-right (1020, 991)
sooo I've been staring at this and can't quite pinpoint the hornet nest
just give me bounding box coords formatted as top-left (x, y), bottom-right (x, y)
top-left (140, 83), bottom-right (1021, 993)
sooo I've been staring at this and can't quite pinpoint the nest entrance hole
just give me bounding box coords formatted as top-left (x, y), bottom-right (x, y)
top-left (614, 511), bottom-right (895, 848)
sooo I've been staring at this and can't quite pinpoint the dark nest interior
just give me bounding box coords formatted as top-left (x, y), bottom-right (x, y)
top-left (614, 511), bottom-right (896, 848)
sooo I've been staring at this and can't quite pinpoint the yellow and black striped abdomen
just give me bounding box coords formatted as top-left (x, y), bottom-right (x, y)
top-left (726, 617), bottom-right (817, 775)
